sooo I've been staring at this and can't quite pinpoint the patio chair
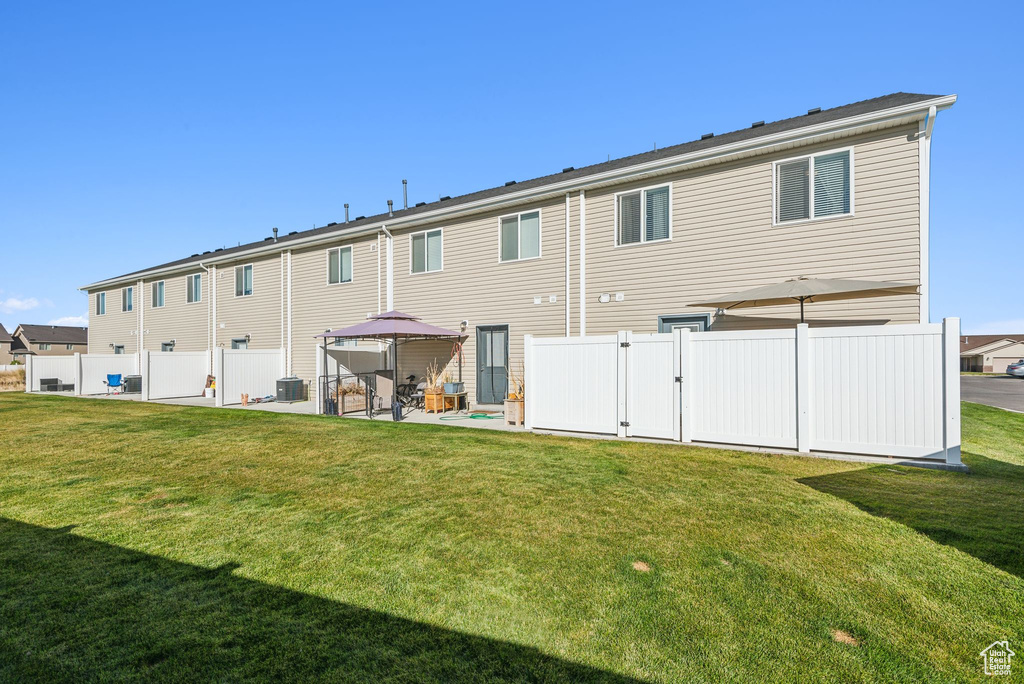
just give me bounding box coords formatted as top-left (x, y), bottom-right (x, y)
top-left (410, 382), bottom-right (427, 410)
top-left (104, 374), bottom-right (124, 394)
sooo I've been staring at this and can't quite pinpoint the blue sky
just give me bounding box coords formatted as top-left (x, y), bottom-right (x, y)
top-left (1, 2), bottom-right (1020, 334)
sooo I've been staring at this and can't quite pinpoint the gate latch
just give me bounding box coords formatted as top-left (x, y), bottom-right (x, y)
top-left (619, 342), bottom-right (631, 348)
top-left (620, 420), bottom-right (630, 427)
top-left (674, 376), bottom-right (683, 383)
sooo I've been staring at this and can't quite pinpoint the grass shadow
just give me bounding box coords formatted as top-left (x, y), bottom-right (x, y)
top-left (0, 517), bottom-right (641, 682)
top-left (799, 453), bottom-right (1024, 579)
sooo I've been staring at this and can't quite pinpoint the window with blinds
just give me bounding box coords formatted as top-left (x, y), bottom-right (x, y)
top-left (96, 292), bottom-right (106, 315)
top-left (775, 149), bottom-right (851, 223)
top-left (151, 281), bottom-right (165, 308)
top-left (235, 265), bottom-right (253, 297)
top-left (327, 246), bottom-right (353, 284)
top-left (617, 184), bottom-right (671, 246)
top-left (187, 274), bottom-right (201, 303)
top-left (499, 210), bottom-right (541, 262)
top-left (411, 229), bottom-right (443, 273)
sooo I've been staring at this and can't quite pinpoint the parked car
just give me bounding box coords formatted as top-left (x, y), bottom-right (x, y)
top-left (1007, 360), bottom-right (1024, 378)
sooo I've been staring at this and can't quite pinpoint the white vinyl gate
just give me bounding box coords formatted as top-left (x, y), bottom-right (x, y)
top-left (525, 318), bottom-right (961, 465)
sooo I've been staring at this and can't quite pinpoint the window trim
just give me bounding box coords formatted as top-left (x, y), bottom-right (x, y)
top-left (96, 292), bottom-right (106, 316)
top-left (186, 273), bottom-right (202, 304)
top-left (613, 182), bottom-right (673, 248)
top-left (497, 209), bottom-right (543, 264)
top-left (657, 313), bottom-right (711, 333)
top-left (409, 227), bottom-right (444, 275)
top-left (121, 286), bottom-right (133, 313)
top-left (38, 343), bottom-right (51, 351)
top-left (771, 146), bottom-right (855, 226)
top-left (151, 280), bottom-right (165, 308)
top-left (234, 264), bottom-right (254, 297)
top-left (66, 343), bottom-right (75, 350)
top-left (325, 245), bottom-right (354, 285)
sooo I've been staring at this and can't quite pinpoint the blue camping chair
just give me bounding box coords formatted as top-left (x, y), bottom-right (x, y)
top-left (104, 374), bottom-right (123, 394)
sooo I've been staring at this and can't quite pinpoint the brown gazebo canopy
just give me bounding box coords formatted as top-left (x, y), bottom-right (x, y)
top-left (315, 311), bottom-right (463, 420)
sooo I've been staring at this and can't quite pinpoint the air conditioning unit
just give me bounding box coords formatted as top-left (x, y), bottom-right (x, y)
top-left (276, 377), bottom-right (304, 403)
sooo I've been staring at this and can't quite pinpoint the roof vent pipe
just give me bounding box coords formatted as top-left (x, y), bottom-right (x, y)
top-left (344, 204), bottom-right (350, 223)
top-left (402, 179), bottom-right (408, 209)
top-left (272, 227), bottom-right (278, 242)
top-left (387, 199), bottom-right (394, 217)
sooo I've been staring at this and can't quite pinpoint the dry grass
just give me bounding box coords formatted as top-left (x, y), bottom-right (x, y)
top-left (0, 368), bottom-right (25, 391)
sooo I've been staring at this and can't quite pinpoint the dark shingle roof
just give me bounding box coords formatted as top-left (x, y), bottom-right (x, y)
top-left (17, 325), bottom-right (88, 345)
top-left (0, 323), bottom-right (12, 343)
top-left (95, 92), bottom-right (946, 285)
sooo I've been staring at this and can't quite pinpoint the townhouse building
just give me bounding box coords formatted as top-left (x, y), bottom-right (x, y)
top-left (82, 92), bottom-right (955, 405)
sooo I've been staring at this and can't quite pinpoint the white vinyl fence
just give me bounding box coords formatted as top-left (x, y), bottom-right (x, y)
top-left (525, 319), bottom-right (961, 465)
top-left (25, 355), bottom-right (77, 391)
top-left (144, 350), bottom-right (210, 400)
top-left (79, 354), bottom-right (138, 395)
top-left (0, 364), bottom-right (23, 372)
top-left (214, 348), bottom-right (285, 406)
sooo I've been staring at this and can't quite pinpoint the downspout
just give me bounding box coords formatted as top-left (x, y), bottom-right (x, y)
top-left (198, 262), bottom-right (212, 359)
top-left (919, 104), bottom-right (937, 324)
top-left (137, 278), bottom-right (144, 363)
top-left (578, 189), bottom-right (586, 336)
top-left (286, 251), bottom-right (293, 375)
top-left (211, 265), bottom-right (218, 354)
top-left (381, 225), bottom-right (394, 311)
top-left (376, 233), bottom-right (382, 314)
top-left (564, 192), bottom-right (571, 336)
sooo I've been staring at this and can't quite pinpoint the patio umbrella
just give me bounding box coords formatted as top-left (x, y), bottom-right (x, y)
top-left (688, 277), bottom-right (920, 323)
top-left (315, 311), bottom-right (463, 421)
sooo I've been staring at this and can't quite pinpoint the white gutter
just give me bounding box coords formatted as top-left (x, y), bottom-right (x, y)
top-left (80, 95), bottom-right (957, 292)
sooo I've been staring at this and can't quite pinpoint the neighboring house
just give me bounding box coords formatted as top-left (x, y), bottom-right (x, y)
top-left (0, 323), bottom-right (14, 364)
top-left (960, 334), bottom-right (1024, 372)
top-left (12, 325), bottom-right (89, 360)
top-left (81, 92), bottom-right (955, 404)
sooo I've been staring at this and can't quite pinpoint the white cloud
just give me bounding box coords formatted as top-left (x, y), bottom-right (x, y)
top-left (47, 314), bottom-right (89, 327)
top-left (965, 319), bottom-right (1024, 335)
top-left (0, 296), bottom-right (40, 314)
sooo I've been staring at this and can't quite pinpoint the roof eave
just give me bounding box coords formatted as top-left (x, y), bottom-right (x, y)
top-left (80, 93), bottom-right (957, 291)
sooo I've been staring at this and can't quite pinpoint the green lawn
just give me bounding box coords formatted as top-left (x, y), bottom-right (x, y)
top-left (0, 394), bottom-right (1021, 682)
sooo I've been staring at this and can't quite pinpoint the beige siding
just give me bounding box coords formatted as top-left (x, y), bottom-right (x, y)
top-left (142, 271), bottom-right (209, 352)
top-left (392, 195), bottom-right (570, 403)
top-left (80, 119), bottom-right (926, 409)
top-left (582, 125), bottom-right (921, 334)
top-left (214, 253), bottom-right (284, 351)
top-left (87, 286), bottom-right (138, 354)
top-left (290, 235), bottom-right (383, 388)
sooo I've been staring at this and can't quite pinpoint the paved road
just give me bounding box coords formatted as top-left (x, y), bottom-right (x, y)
top-left (961, 375), bottom-right (1024, 413)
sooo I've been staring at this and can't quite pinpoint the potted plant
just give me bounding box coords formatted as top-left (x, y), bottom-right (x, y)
top-left (424, 361), bottom-right (445, 413)
top-left (504, 361), bottom-right (525, 425)
top-left (442, 369), bottom-right (464, 394)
